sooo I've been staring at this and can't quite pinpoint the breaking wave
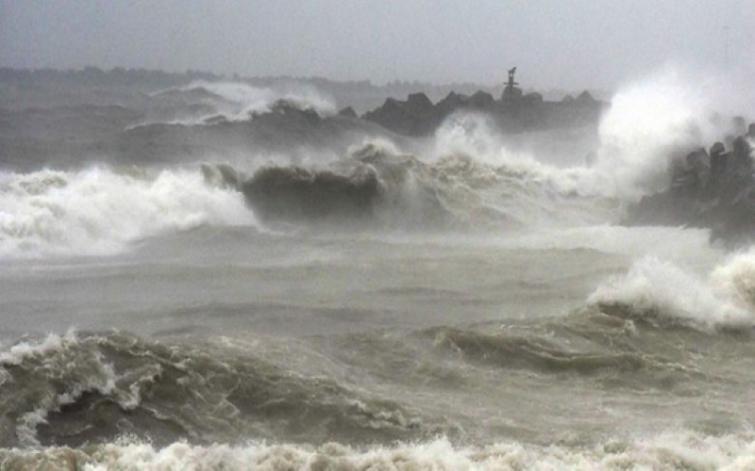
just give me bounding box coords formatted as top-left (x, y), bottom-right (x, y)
top-left (234, 139), bottom-right (618, 231)
top-left (589, 247), bottom-right (755, 332)
top-left (140, 81), bottom-right (337, 127)
top-left (0, 331), bottom-right (437, 449)
top-left (0, 166), bottom-right (256, 258)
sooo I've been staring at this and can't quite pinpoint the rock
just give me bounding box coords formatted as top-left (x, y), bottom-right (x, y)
top-left (362, 93), bottom-right (441, 136)
top-left (405, 92), bottom-right (434, 114)
top-left (523, 92), bottom-right (543, 104)
top-left (359, 71), bottom-right (605, 136)
top-left (709, 142), bottom-right (728, 183)
top-left (468, 91), bottom-right (495, 109)
top-left (670, 148), bottom-right (710, 195)
top-left (337, 106), bottom-right (357, 118)
top-left (575, 91), bottom-right (597, 105)
top-left (731, 136), bottom-right (753, 174)
top-left (626, 131), bottom-right (755, 246)
top-left (269, 100), bottom-right (322, 124)
top-left (436, 92), bottom-right (468, 113)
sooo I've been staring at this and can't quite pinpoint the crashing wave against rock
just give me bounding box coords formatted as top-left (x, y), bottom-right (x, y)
top-left (625, 124), bottom-right (755, 246)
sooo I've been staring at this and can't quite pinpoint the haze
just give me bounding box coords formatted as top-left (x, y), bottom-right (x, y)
top-left (1, 0), bottom-right (753, 90)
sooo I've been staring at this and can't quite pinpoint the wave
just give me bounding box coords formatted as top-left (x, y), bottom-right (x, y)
top-left (137, 81), bottom-right (337, 127)
top-left (711, 246), bottom-right (755, 311)
top-left (232, 139), bottom-right (618, 231)
top-left (589, 249), bottom-right (755, 332)
top-left (0, 166), bottom-right (256, 258)
top-left (2, 431), bottom-right (754, 470)
top-left (0, 331), bottom-right (440, 449)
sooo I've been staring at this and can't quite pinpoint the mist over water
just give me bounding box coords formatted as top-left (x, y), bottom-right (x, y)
top-left (1, 65), bottom-right (754, 470)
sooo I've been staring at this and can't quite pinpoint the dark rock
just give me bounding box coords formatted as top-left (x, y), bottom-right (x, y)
top-left (575, 91), bottom-right (596, 105)
top-left (626, 131), bottom-right (755, 246)
top-left (359, 70), bottom-right (605, 136)
top-left (406, 93), bottom-right (434, 114)
top-left (362, 93), bottom-right (441, 136)
top-left (266, 99), bottom-right (322, 125)
top-left (468, 91), bottom-right (495, 109)
top-left (731, 136), bottom-right (753, 174)
top-left (337, 106), bottom-right (357, 118)
top-left (436, 92), bottom-right (468, 113)
top-left (523, 92), bottom-right (543, 104)
top-left (709, 142), bottom-right (728, 182)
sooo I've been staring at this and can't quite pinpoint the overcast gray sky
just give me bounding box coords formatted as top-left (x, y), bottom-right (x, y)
top-left (1, 0), bottom-right (753, 89)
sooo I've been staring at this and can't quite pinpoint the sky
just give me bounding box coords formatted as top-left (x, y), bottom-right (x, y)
top-left (1, 0), bottom-right (753, 89)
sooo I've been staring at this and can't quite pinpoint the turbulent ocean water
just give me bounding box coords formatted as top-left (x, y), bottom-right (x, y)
top-left (1, 77), bottom-right (754, 469)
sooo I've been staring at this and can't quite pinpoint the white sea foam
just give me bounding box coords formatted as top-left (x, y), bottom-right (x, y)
top-left (0, 330), bottom-right (75, 366)
top-left (0, 166), bottom-right (256, 258)
top-left (589, 247), bottom-right (755, 331)
top-left (711, 246), bottom-right (755, 311)
top-left (2, 431), bottom-right (753, 470)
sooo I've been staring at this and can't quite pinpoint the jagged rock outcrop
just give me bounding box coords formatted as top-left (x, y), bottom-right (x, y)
top-left (626, 127), bottom-right (755, 245)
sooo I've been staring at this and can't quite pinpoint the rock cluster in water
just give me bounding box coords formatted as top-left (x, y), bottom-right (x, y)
top-left (626, 123), bottom-right (755, 245)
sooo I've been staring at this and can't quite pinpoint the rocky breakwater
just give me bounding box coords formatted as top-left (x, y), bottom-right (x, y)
top-left (626, 123), bottom-right (755, 245)
top-left (361, 87), bottom-right (604, 136)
